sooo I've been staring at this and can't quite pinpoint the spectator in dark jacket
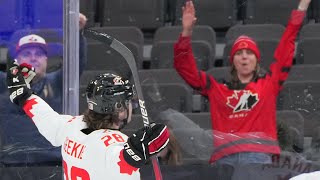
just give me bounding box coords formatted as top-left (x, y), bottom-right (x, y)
top-left (0, 13), bottom-right (88, 165)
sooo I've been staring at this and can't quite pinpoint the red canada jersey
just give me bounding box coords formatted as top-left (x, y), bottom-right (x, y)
top-left (174, 10), bottom-right (305, 163)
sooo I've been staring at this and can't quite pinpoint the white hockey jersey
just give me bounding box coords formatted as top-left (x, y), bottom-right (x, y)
top-left (290, 171), bottom-right (320, 180)
top-left (23, 95), bottom-right (140, 180)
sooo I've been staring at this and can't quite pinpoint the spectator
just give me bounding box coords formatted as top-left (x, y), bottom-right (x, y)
top-left (158, 109), bottom-right (314, 179)
top-left (0, 13), bottom-right (87, 165)
top-left (173, 0), bottom-right (310, 165)
top-left (0, 13), bottom-right (87, 111)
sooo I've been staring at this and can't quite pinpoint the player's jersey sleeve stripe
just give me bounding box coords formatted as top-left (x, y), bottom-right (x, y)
top-left (23, 94), bottom-right (75, 146)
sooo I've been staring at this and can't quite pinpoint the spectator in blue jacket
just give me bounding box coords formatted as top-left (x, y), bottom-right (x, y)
top-left (0, 13), bottom-right (88, 165)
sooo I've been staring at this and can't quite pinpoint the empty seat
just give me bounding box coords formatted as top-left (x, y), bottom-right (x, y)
top-left (287, 65), bottom-right (320, 81)
top-left (141, 83), bottom-right (193, 115)
top-left (89, 26), bottom-right (144, 46)
top-left (299, 24), bottom-right (320, 39)
top-left (80, 0), bottom-right (97, 27)
top-left (278, 81), bottom-right (320, 137)
top-left (138, 69), bottom-right (185, 84)
top-left (86, 42), bottom-right (137, 79)
top-left (151, 41), bottom-right (214, 70)
top-left (88, 26), bottom-right (144, 68)
top-left (244, 0), bottom-right (301, 25)
top-left (296, 24), bottom-right (320, 65)
top-left (30, 0), bottom-right (63, 28)
top-left (80, 70), bottom-right (117, 87)
top-left (224, 24), bottom-right (285, 67)
top-left (183, 112), bottom-right (212, 129)
top-left (174, 0), bottom-right (237, 29)
top-left (152, 26), bottom-right (216, 69)
top-left (225, 24), bottom-right (285, 43)
top-left (296, 39), bottom-right (320, 65)
top-left (153, 25), bottom-right (216, 50)
top-left (166, 0), bottom-right (176, 24)
top-left (80, 82), bottom-right (193, 115)
top-left (276, 110), bottom-right (304, 152)
top-left (206, 67), bottom-right (231, 82)
top-left (312, 0), bottom-right (320, 22)
top-left (236, 0), bottom-right (247, 22)
top-left (98, 0), bottom-right (166, 29)
top-left (171, 128), bottom-right (213, 163)
top-left (182, 111), bottom-right (304, 151)
top-left (304, 126), bottom-right (320, 161)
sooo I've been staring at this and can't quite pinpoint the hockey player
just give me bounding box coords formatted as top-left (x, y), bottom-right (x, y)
top-left (6, 60), bottom-right (170, 179)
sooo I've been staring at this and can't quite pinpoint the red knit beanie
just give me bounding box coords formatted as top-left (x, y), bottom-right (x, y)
top-left (230, 35), bottom-right (260, 63)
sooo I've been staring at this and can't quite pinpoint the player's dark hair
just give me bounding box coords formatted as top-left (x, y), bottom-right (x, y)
top-left (159, 129), bottom-right (182, 166)
top-left (82, 109), bottom-right (123, 130)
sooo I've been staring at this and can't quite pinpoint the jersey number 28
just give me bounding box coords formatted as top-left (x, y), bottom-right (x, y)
top-left (63, 160), bottom-right (90, 180)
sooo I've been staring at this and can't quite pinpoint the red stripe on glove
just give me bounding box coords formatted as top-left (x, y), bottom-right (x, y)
top-left (148, 127), bottom-right (170, 154)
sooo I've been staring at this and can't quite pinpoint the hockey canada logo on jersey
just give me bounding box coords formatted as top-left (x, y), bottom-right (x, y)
top-left (226, 90), bottom-right (259, 113)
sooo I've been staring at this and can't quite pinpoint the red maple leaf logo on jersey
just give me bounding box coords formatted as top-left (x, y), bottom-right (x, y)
top-left (23, 98), bottom-right (38, 118)
top-left (117, 149), bottom-right (138, 175)
top-left (226, 90), bottom-right (259, 113)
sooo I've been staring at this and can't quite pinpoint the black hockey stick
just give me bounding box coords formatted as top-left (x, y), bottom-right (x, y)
top-left (83, 28), bottom-right (163, 180)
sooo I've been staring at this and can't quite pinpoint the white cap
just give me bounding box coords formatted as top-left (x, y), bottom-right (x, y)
top-left (16, 34), bottom-right (47, 54)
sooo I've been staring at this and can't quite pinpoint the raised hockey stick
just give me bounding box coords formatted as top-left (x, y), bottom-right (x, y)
top-left (83, 28), bottom-right (163, 180)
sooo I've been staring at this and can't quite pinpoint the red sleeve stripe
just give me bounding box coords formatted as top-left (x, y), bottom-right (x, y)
top-left (23, 98), bottom-right (38, 119)
top-left (148, 127), bottom-right (170, 154)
